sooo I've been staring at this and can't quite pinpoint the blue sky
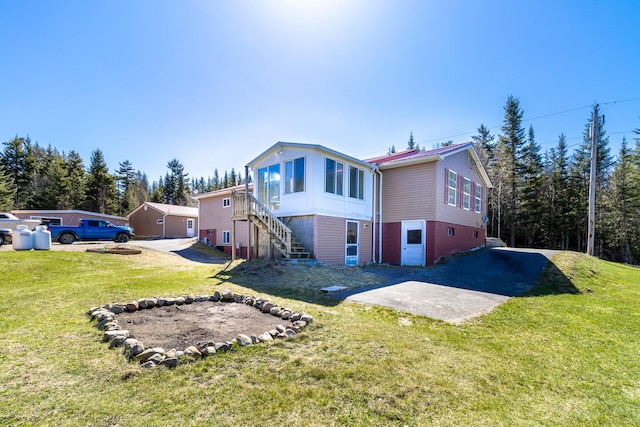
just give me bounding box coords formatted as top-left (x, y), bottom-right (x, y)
top-left (2, 0), bottom-right (639, 182)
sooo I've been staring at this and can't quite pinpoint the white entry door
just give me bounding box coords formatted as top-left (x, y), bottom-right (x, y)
top-left (401, 220), bottom-right (425, 267)
top-left (186, 218), bottom-right (195, 238)
top-left (345, 220), bottom-right (359, 266)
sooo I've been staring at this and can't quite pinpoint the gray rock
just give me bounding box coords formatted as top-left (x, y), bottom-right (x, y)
top-left (184, 346), bottom-right (202, 357)
top-left (109, 335), bottom-right (127, 348)
top-left (103, 329), bottom-right (129, 342)
top-left (195, 295), bottom-right (204, 302)
top-left (276, 325), bottom-right (286, 333)
top-left (261, 302), bottom-right (275, 313)
top-left (280, 310), bottom-right (292, 320)
top-left (128, 343), bottom-right (145, 360)
top-left (124, 338), bottom-right (138, 350)
top-left (293, 320), bottom-right (308, 329)
top-left (156, 297), bottom-right (166, 307)
top-left (175, 297), bottom-right (185, 305)
top-left (165, 348), bottom-right (177, 358)
top-left (175, 351), bottom-right (184, 359)
top-left (237, 334), bottom-right (252, 346)
top-left (259, 332), bottom-right (274, 342)
top-left (159, 357), bottom-right (179, 368)
top-left (109, 304), bottom-right (125, 314)
top-left (285, 329), bottom-right (297, 337)
top-left (144, 298), bottom-right (157, 308)
top-left (251, 334), bottom-right (258, 344)
top-left (88, 306), bottom-right (100, 315)
top-left (126, 301), bottom-right (139, 311)
top-left (147, 353), bottom-right (165, 364)
top-left (184, 294), bottom-right (195, 304)
top-left (136, 347), bottom-right (165, 363)
top-left (137, 298), bottom-right (148, 309)
top-left (141, 361), bottom-right (156, 369)
top-left (214, 342), bottom-right (231, 352)
top-left (269, 306), bottom-right (280, 316)
top-left (164, 298), bottom-right (176, 306)
top-left (290, 313), bottom-right (301, 322)
top-left (300, 314), bottom-right (314, 323)
top-left (269, 329), bottom-right (279, 337)
top-left (221, 290), bottom-right (234, 301)
top-left (212, 291), bottom-right (221, 302)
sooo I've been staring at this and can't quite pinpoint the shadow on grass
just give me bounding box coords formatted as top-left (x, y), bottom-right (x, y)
top-left (207, 260), bottom-right (380, 307)
top-left (521, 259), bottom-right (580, 297)
top-left (204, 248), bottom-right (580, 309)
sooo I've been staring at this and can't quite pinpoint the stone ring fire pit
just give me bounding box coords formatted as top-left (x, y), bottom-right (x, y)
top-left (88, 289), bottom-right (313, 369)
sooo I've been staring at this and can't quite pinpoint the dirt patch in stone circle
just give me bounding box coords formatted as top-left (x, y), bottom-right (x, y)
top-left (116, 301), bottom-right (284, 350)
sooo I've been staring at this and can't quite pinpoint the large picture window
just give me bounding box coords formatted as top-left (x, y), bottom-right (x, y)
top-left (285, 157), bottom-right (305, 194)
top-left (258, 164), bottom-right (280, 210)
top-left (349, 166), bottom-right (365, 200)
top-left (325, 158), bottom-right (344, 196)
top-left (448, 170), bottom-right (457, 206)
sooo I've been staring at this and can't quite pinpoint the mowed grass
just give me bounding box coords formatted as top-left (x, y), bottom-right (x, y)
top-left (1, 249), bottom-right (639, 426)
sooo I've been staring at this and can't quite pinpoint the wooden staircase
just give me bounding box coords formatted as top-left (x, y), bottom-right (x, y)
top-left (232, 191), bottom-right (310, 259)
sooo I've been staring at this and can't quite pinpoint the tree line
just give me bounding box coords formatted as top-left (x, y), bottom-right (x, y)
top-left (471, 95), bottom-right (640, 264)
top-left (0, 136), bottom-right (246, 216)
top-left (3, 95), bottom-right (639, 264)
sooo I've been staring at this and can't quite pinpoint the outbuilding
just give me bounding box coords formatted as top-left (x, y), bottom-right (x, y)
top-left (127, 202), bottom-right (198, 238)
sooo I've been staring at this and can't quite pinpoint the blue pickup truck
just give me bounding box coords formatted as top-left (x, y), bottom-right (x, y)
top-left (48, 219), bottom-right (135, 244)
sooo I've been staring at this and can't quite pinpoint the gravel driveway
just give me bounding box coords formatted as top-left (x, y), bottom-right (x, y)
top-left (336, 247), bottom-right (559, 324)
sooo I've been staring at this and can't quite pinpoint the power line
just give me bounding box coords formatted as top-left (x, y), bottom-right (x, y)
top-left (419, 97), bottom-right (640, 147)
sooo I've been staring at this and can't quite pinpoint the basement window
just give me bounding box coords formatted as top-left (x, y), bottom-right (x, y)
top-left (448, 227), bottom-right (455, 236)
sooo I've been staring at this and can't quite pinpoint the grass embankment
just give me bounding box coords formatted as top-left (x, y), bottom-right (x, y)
top-left (0, 249), bottom-right (639, 426)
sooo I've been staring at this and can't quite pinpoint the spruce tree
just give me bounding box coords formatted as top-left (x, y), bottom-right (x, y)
top-left (407, 132), bottom-right (416, 150)
top-left (497, 95), bottom-right (526, 247)
top-left (85, 149), bottom-right (117, 214)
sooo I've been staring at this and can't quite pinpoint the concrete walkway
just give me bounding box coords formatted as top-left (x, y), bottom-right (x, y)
top-left (337, 247), bottom-right (559, 324)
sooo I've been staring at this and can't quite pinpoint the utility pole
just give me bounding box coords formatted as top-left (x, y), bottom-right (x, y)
top-left (586, 104), bottom-right (599, 256)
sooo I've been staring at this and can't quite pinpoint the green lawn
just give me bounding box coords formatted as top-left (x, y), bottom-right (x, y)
top-left (1, 249), bottom-right (639, 426)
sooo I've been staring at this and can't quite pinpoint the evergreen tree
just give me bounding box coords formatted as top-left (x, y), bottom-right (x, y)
top-left (0, 163), bottom-right (16, 210)
top-left (602, 137), bottom-right (634, 263)
top-left (1, 136), bottom-right (33, 208)
top-left (150, 177), bottom-right (165, 203)
top-left (497, 95), bottom-right (526, 247)
top-left (229, 168), bottom-right (237, 187)
top-left (85, 149), bottom-right (117, 214)
top-left (116, 160), bottom-right (136, 215)
top-left (471, 124), bottom-right (495, 168)
top-left (568, 114), bottom-right (613, 253)
top-left (548, 134), bottom-right (570, 249)
top-left (517, 125), bottom-right (544, 247)
top-left (212, 169), bottom-right (220, 190)
top-left (164, 159), bottom-right (191, 205)
top-left (407, 132), bottom-right (416, 150)
top-left (65, 150), bottom-right (86, 209)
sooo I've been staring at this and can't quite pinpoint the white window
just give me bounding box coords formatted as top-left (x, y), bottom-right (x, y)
top-left (285, 157), bottom-right (305, 194)
top-left (448, 170), bottom-right (457, 206)
top-left (325, 158), bottom-right (344, 196)
top-left (222, 197), bottom-right (230, 208)
top-left (349, 166), bottom-right (365, 200)
top-left (475, 184), bottom-right (482, 213)
top-left (463, 178), bottom-right (471, 210)
top-left (222, 231), bottom-right (230, 244)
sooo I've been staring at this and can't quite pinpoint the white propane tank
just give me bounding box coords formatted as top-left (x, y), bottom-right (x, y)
top-left (33, 225), bottom-right (52, 250)
top-left (12, 225), bottom-right (33, 250)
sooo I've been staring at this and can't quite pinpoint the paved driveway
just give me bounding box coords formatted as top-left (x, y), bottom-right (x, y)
top-left (336, 247), bottom-right (559, 324)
